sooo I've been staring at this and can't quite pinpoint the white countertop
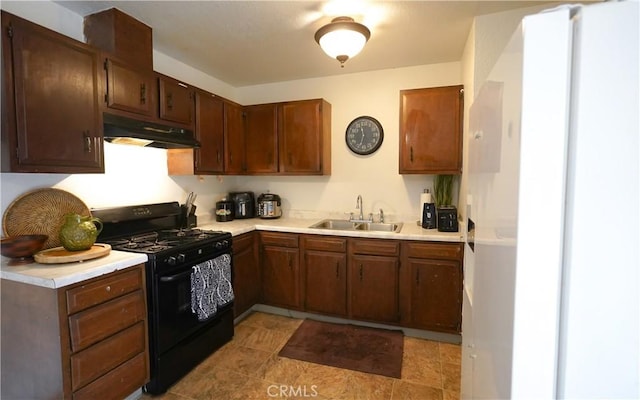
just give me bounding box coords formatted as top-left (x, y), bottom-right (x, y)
top-left (1, 217), bottom-right (461, 289)
top-left (199, 216), bottom-right (464, 242)
top-left (1, 250), bottom-right (148, 289)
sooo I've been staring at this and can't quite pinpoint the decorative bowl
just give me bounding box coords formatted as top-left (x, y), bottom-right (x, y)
top-left (1, 234), bottom-right (49, 261)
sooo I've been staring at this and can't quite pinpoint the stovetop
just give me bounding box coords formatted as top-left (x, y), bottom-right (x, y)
top-left (104, 228), bottom-right (229, 254)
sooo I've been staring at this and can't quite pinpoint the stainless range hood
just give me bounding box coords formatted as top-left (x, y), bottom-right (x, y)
top-left (103, 113), bottom-right (200, 149)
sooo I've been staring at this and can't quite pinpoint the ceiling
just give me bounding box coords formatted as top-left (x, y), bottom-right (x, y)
top-left (54, 1), bottom-right (568, 87)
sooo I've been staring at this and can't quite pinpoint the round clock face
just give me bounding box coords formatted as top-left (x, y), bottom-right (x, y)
top-left (345, 116), bottom-right (384, 155)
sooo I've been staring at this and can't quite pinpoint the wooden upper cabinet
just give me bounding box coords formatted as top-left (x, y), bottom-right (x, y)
top-left (224, 101), bottom-right (246, 174)
top-left (279, 99), bottom-right (331, 175)
top-left (244, 103), bottom-right (278, 173)
top-left (1, 11), bottom-right (104, 173)
top-left (399, 85), bottom-right (463, 174)
top-left (83, 7), bottom-right (153, 70)
top-left (193, 90), bottom-right (224, 174)
top-left (157, 74), bottom-right (194, 127)
top-left (104, 57), bottom-right (154, 117)
top-left (241, 98), bottom-right (332, 176)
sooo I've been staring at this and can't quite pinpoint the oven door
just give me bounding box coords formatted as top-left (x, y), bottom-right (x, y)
top-left (154, 252), bottom-right (233, 354)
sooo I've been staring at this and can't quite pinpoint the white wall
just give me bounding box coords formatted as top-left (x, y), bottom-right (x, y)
top-left (0, 1), bottom-right (463, 224)
top-left (234, 63), bottom-right (462, 222)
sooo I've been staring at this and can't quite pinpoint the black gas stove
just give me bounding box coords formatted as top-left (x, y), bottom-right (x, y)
top-left (105, 228), bottom-right (228, 254)
top-left (91, 202), bottom-right (234, 395)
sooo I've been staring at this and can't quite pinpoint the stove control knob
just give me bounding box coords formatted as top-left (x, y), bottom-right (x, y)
top-left (167, 256), bottom-right (177, 266)
top-left (177, 254), bottom-right (186, 263)
top-left (215, 242), bottom-right (223, 249)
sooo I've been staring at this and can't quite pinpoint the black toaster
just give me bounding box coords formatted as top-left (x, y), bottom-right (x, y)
top-left (437, 206), bottom-right (459, 232)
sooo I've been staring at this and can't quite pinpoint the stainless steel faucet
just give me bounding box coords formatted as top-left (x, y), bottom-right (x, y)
top-left (356, 195), bottom-right (364, 221)
top-left (379, 208), bottom-right (384, 223)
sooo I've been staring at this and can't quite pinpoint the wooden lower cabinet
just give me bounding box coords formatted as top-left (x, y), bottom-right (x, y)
top-left (302, 235), bottom-right (347, 317)
top-left (232, 232), bottom-right (260, 317)
top-left (254, 232), bottom-right (463, 334)
top-left (348, 239), bottom-right (400, 323)
top-left (0, 264), bottom-right (149, 399)
top-left (260, 232), bottom-right (301, 309)
top-left (401, 241), bottom-right (463, 333)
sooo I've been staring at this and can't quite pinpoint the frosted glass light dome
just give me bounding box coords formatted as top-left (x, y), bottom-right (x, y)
top-left (315, 17), bottom-right (371, 66)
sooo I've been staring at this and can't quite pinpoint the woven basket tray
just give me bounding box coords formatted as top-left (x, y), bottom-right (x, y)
top-left (3, 188), bottom-right (91, 250)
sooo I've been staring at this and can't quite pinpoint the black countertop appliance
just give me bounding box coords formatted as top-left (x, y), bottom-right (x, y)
top-left (229, 192), bottom-right (255, 219)
top-left (215, 199), bottom-right (235, 222)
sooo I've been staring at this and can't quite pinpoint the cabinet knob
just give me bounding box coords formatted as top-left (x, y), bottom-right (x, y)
top-left (105, 285), bottom-right (111, 292)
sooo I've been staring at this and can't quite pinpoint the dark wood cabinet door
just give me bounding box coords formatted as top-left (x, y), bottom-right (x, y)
top-left (261, 246), bottom-right (300, 309)
top-left (194, 91), bottom-right (224, 174)
top-left (304, 250), bottom-right (347, 316)
top-left (104, 57), bottom-right (154, 117)
top-left (224, 101), bottom-right (246, 174)
top-left (279, 99), bottom-right (329, 174)
top-left (408, 259), bottom-right (462, 333)
top-left (1, 11), bottom-right (103, 173)
top-left (399, 85), bottom-right (463, 174)
top-left (245, 103), bottom-right (278, 173)
top-left (349, 254), bottom-right (400, 323)
top-left (232, 233), bottom-right (260, 317)
top-left (158, 75), bottom-right (194, 126)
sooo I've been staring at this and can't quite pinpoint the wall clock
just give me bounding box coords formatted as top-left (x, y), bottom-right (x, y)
top-left (345, 116), bottom-right (384, 155)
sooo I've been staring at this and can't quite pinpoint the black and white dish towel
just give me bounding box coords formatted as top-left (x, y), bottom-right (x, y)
top-left (190, 254), bottom-right (234, 321)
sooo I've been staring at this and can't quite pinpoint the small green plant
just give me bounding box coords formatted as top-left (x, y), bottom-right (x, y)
top-left (433, 175), bottom-right (455, 208)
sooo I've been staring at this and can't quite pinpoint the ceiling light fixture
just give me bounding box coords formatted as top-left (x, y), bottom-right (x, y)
top-left (314, 16), bottom-right (371, 67)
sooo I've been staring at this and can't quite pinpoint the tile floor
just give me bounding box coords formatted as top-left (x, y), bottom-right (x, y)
top-left (142, 312), bottom-right (461, 400)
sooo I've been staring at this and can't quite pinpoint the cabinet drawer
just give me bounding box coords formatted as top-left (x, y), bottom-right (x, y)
top-left (68, 290), bottom-right (146, 352)
top-left (403, 241), bottom-right (462, 260)
top-left (349, 239), bottom-right (399, 256)
top-left (303, 235), bottom-right (346, 252)
top-left (260, 232), bottom-right (298, 248)
top-left (71, 321), bottom-right (146, 391)
top-left (72, 352), bottom-right (147, 400)
top-left (66, 267), bottom-right (143, 315)
top-left (233, 232), bottom-right (255, 253)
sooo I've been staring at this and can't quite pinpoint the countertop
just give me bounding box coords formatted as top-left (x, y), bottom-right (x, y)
top-left (0, 250), bottom-right (147, 289)
top-left (199, 216), bottom-right (464, 242)
top-left (1, 217), bottom-right (462, 289)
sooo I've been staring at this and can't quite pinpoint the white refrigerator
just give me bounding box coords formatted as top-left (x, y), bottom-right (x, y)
top-left (463, 1), bottom-right (639, 399)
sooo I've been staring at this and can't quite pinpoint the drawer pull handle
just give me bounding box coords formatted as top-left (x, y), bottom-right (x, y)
top-left (105, 285), bottom-right (111, 292)
top-left (359, 264), bottom-right (363, 281)
top-left (336, 262), bottom-right (339, 278)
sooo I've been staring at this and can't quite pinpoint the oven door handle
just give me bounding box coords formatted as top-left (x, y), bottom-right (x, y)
top-left (159, 269), bottom-right (192, 283)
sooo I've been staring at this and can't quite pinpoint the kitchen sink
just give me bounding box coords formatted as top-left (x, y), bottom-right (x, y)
top-left (309, 219), bottom-right (359, 230)
top-left (309, 219), bottom-right (403, 233)
top-left (356, 222), bottom-right (403, 232)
